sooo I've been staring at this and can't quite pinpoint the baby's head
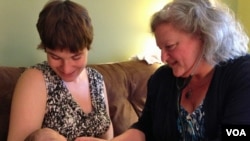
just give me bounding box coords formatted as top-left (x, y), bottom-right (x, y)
top-left (25, 128), bottom-right (67, 141)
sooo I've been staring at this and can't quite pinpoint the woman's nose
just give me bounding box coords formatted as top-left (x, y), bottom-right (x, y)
top-left (61, 60), bottom-right (72, 74)
top-left (161, 50), bottom-right (169, 63)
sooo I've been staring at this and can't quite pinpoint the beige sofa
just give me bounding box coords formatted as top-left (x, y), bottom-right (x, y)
top-left (0, 60), bottom-right (160, 140)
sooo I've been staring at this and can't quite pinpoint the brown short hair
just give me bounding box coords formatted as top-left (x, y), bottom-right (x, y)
top-left (36, 0), bottom-right (93, 52)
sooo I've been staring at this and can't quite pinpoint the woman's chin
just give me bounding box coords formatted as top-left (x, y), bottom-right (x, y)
top-left (172, 70), bottom-right (182, 77)
top-left (60, 75), bottom-right (77, 82)
top-left (172, 71), bottom-right (188, 78)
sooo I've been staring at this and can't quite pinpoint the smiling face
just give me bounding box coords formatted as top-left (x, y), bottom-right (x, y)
top-left (46, 48), bottom-right (88, 82)
top-left (154, 23), bottom-right (203, 77)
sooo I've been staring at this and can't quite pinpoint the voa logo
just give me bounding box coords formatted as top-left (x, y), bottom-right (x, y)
top-left (226, 129), bottom-right (246, 136)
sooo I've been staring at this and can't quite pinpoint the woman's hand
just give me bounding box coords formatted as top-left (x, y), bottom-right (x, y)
top-left (74, 137), bottom-right (108, 141)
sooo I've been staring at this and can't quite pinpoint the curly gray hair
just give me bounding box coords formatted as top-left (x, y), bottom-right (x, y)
top-left (151, 0), bottom-right (249, 65)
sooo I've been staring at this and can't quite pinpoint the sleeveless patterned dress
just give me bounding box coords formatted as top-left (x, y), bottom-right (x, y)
top-left (32, 61), bottom-right (111, 141)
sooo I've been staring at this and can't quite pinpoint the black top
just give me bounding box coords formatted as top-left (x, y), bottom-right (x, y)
top-left (132, 54), bottom-right (250, 141)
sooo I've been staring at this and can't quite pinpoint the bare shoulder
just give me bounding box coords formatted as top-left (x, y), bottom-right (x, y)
top-left (19, 68), bottom-right (44, 82)
top-left (14, 67), bottom-right (46, 99)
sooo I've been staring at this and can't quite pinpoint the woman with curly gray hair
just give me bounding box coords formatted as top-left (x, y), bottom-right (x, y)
top-left (77, 0), bottom-right (250, 141)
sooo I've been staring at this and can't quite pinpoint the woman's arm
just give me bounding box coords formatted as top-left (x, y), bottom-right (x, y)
top-left (7, 68), bottom-right (47, 141)
top-left (100, 83), bottom-right (114, 140)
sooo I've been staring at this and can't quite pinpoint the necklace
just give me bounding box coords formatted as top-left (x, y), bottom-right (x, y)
top-left (184, 68), bottom-right (215, 99)
top-left (185, 89), bottom-right (192, 99)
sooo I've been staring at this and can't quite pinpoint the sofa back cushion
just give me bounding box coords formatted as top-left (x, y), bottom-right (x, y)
top-left (0, 60), bottom-right (159, 140)
top-left (88, 60), bottom-right (159, 136)
top-left (0, 67), bottom-right (26, 140)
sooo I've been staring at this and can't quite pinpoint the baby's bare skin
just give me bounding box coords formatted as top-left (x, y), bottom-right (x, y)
top-left (24, 128), bottom-right (67, 141)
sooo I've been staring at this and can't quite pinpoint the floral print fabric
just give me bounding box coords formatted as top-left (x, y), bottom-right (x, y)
top-left (32, 62), bottom-right (111, 141)
top-left (177, 102), bottom-right (205, 141)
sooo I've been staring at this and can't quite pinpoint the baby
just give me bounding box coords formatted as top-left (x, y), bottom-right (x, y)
top-left (24, 128), bottom-right (67, 141)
